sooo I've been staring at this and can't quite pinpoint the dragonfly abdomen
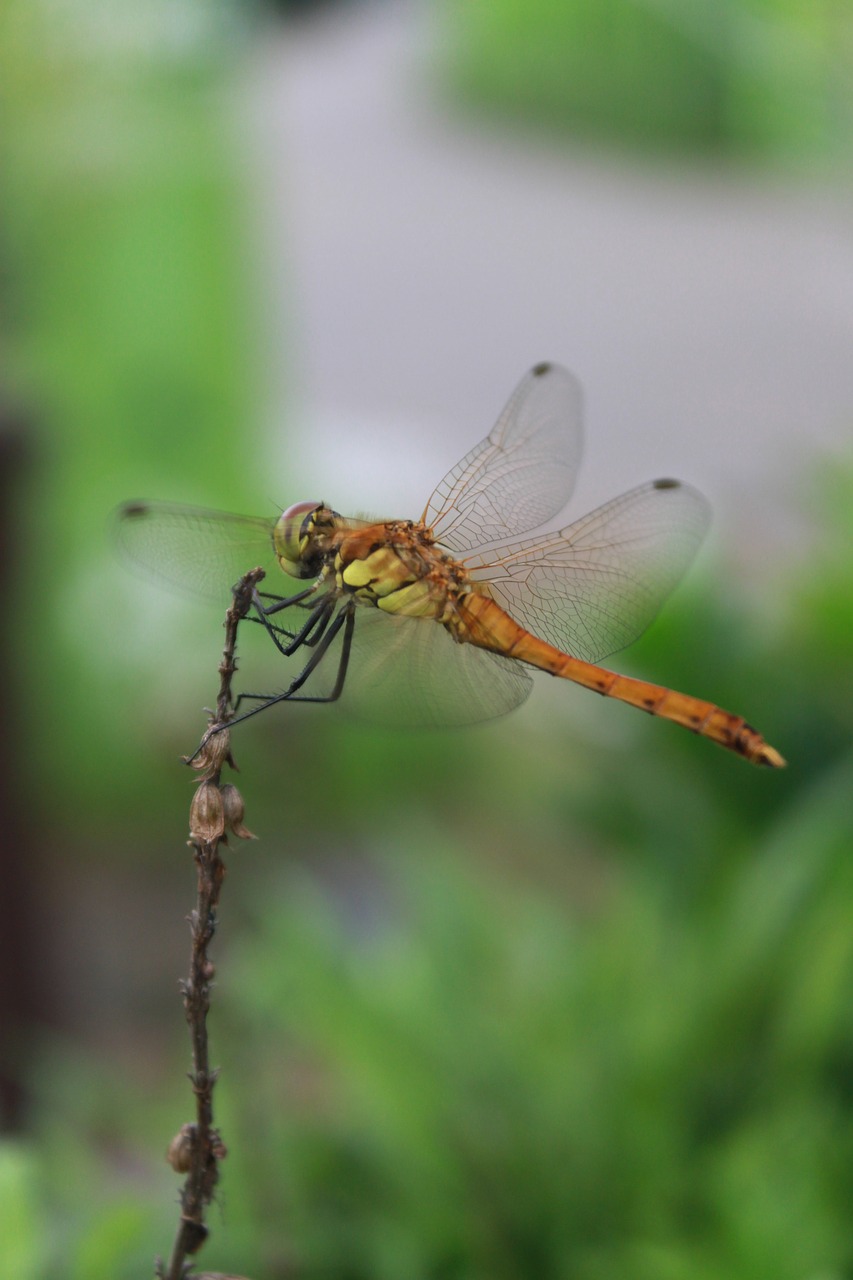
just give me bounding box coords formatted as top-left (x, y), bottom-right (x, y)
top-left (457, 592), bottom-right (785, 767)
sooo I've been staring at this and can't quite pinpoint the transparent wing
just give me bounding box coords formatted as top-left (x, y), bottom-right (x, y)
top-left (257, 602), bottom-right (533, 729)
top-left (466, 479), bottom-right (711, 663)
top-left (115, 501), bottom-right (293, 603)
top-left (345, 607), bottom-right (533, 727)
top-left (422, 362), bottom-right (583, 553)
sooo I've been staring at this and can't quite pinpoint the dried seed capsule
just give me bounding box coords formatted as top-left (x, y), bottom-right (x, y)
top-left (166, 1123), bottom-right (196, 1172)
top-left (189, 780), bottom-right (226, 845)
top-left (186, 725), bottom-right (232, 777)
top-left (220, 783), bottom-right (256, 841)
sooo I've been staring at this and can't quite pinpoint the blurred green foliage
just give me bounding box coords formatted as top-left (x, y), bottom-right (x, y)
top-left (439, 0), bottom-right (853, 163)
top-left (0, 1143), bottom-right (46, 1279)
top-left (0, 0), bottom-right (260, 815)
top-left (15, 467), bottom-right (853, 1279)
top-left (224, 771), bottom-right (853, 1280)
top-left (186, 466), bottom-right (853, 1280)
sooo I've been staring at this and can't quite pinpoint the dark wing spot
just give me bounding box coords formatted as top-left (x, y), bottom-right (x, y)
top-left (532, 361), bottom-right (553, 377)
top-left (120, 502), bottom-right (150, 519)
top-left (653, 478), bottom-right (681, 490)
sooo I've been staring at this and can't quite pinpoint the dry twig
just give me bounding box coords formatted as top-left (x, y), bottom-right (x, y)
top-left (157, 567), bottom-right (264, 1280)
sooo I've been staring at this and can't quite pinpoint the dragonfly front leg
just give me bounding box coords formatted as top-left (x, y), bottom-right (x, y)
top-left (253, 584), bottom-right (318, 615)
top-left (248, 584), bottom-right (335, 658)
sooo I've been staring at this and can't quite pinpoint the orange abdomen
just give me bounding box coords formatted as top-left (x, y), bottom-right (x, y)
top-left (456, 592), bottom-right (785, 768)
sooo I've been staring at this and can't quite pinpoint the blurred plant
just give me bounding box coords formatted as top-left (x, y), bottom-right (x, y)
top-left (0, 0), bottom-right (261, 819)
top-left (440, 0), bottom-right (853, 164)
top-left (195, 456), bottom-right (853, 1278)
top-left (10, 456), bottom-right (853, 1277)
top-left (159, 570), bottom-right (261, 1280)
top-left (0, 1142), bottom-right (46, 1280)
top-left (219, 747), bottom-right (853, 1280)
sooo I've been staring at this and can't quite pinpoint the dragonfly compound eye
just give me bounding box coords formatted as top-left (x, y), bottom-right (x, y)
top-left (274, 500), bottom-right (323, 578)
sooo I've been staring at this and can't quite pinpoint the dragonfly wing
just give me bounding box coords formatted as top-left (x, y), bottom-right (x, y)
top-left (115, 501), bottom-right (289, 603)
top-left (467, 479), bottom-right (711, 663)
top-left (345, 607), bottom-right (533, 727)
top-left (423, 363), bottom-right (583, 552)
top-left (281, 603), bottom-right (532, 728)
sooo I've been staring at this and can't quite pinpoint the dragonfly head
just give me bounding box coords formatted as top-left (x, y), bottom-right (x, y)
top-left (274, 500), bottom-right (333, 578)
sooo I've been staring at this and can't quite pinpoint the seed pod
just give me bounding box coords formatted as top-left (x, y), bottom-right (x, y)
top-left (189, 780), bottom-right (226, 845)
top-left (166, 1123), bottom-right (196, 1172)
top-left (220, 783), bottom-right (256, 841)
top-left (187, 725), bottom-right (232, 777)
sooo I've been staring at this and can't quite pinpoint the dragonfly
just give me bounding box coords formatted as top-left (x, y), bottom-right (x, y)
top-left (118, 362), bottom-right (785, 767)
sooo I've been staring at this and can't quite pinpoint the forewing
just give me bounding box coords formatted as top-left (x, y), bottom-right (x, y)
top-left (115, 501), bottom-right (289, 603)
top-left (269, 603), bottom-right (532, 728)
top-left (467, 479), bottom-right (711, 663)
top-left (423, 363), bottom-right (583, 553)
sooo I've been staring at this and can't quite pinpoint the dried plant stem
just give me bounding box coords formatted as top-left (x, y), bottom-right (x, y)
top-left (159, 568), bottom-right (264, 1280)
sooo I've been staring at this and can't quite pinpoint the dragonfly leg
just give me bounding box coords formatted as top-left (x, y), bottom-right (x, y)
top-left (245, 583), bottom-right (316, 640)
top-left (261, 597), bottom-right (334, 657)
top-left (249, 588), bottom-right (336, 658)
top-left (253, 589), bottom-right (316, 610)
top-left (225, 601), bottom-right (356, 729)
top-left (244, 615), bottom-right (298, 644)
top-left (253, 584), bottom-right (317, 616)
top-left (245, 589), bottom-right (323, 643)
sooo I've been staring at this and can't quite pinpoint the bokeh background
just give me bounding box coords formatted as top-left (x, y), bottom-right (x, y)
top-left (2, 1), bottom-right (853, 1276)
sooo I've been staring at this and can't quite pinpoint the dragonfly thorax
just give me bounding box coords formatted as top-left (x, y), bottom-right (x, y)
top-left (334, 520), bottom-right (469, 623)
